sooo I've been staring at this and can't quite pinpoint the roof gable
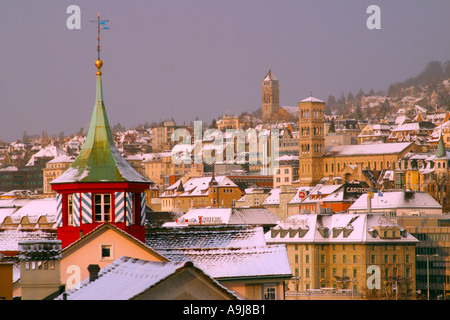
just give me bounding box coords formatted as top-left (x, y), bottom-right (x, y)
top-left (62, 223), bottom-right (168, 262)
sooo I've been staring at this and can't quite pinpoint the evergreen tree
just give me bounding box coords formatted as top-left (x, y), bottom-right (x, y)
top-left (329, 117), bottom-right (336, 133)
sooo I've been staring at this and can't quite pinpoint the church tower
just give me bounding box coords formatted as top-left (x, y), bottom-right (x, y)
top-left (262, 69), bottom-right (279, 123)
top-left (298, 96), bottom-right (325, 186)
top-left (51, 17), bottom-right (153, 248)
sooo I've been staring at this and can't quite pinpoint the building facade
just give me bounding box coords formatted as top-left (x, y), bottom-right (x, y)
top-left (266, 213), bottom-right (419, 300)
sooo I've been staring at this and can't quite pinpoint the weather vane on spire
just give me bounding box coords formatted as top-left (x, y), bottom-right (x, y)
top-left (90, 12), bottom-right (110, 61)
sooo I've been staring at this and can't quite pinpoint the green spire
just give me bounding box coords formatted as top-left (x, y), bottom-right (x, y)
top-left (52, 60), bottom-right (150, 185)
top-left (436, 130), bottom-right (447, 159)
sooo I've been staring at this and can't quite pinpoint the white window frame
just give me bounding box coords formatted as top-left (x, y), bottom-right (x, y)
top-left (100, 244), bottom-right (114, 261)
top-left (68, 194), bottom-right (74, 226)
top-left (94, 194), bottom-right (111, 222)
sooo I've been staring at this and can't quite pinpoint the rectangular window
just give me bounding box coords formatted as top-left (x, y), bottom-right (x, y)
top-left (101, 244), bottom-right (113, 260)
top-left (68, 194), bottom-right (74, 226)
top-left (263, 284), bottom-right (276, 300)
top-left (94, 194), bottom-right (111, 222)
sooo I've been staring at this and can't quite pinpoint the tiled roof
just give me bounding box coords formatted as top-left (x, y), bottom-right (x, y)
top-left (54, 256), bottom-right (237, 300)
top-left (157, 245), bottom-right (292, 280)
top-left (163, 207), bottom-right (279, 227)
top-left (0, 229), bottom-right (57, 252)
top-left (266, 213), bottom-right (419, 244)
top-left (349, 191), bottom-right (442, 211)
top-left (145, 225), bottom-right (267, 250)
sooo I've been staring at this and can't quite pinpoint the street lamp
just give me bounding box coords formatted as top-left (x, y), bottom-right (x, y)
top-left (291, 276), bottom-right (301, 300)
top-left (417, 254), bottom-right (439, 300)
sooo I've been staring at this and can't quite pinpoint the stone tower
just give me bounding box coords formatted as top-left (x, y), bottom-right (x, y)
top-left (262, 69), bottom-right (279, 123)
top-left (298, 96), bottom-right (325, 186)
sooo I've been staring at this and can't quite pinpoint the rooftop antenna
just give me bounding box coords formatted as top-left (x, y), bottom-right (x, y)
top-left (90, 12), bottom-right (110, 61)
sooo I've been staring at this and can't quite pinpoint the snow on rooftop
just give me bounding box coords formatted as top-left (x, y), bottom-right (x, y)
top-left (47, 154), bottom-right (76, 164)
top-left (26, 145), bottom-right (66, 166)
top-left (145, 225), bottom-right (267, 250)
top-left (55, 256), bottom-right (233, 300)
top-left (164, 207), bottom-right (279, 227)
top-left (325, 142), bottom-right (412, 157)
top-left (0, 229), bottom-right (57, 252)
top-left (262, 188), bottom-right (281, 205)
top-left (266, 213), bottom-right (419, 244)
top-left (300, 96), bottom-right (324, 103)
top-left (157, 245), bottom-right (292, 280)
top-left (349, 191), bottom-right (442, 212)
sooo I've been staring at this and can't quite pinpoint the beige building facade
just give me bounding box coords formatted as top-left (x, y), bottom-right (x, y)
top-left (266, 213), bottom-right (418, 300)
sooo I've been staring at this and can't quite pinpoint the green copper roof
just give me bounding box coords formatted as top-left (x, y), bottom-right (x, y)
top-left (52, 63), bottom-right (151, 184)
top-left (435, 131), bottom-right (448, 159)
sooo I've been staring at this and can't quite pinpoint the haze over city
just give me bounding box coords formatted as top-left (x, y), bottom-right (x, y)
top-left (0, 0), bottom-right (449, 142)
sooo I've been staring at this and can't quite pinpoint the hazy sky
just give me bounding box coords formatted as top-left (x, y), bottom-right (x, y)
top-left (0, 0), bottom-right (449, 142)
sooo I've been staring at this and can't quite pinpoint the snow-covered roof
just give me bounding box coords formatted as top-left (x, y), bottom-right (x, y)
top-left (0, 229), bottom-right (57, 252)
top-left (145, 225), bottom-right (267, 250)
top-left (144, 225), bottom-right (292, 280)
top-left (265, 213), bottom-right (419, 244)
top-left (349, 191), bottom-right (442, 212)
top-left (263, 69), bottom-right (278, 81)
top-left (163, 207), bottom-right (279, 227)
top-left (300, 96), bottom-right (324, 103)
top-left (47, 154), bottom-right (76, 164)
top-left (26, 145), bottom-right (66, 166)
top-left (325, 142), bottom-right (412, 157)
top-left (161, 175), bottom-right (239, 198)
top-left (391, 121), bottom-right (435, 132)
top-left (158, 245), bottom-right (292, 280)
top-left (262, 188), bottom-right (282, 205)
top-left (13, 197), bottom-right (57, 217)
top-left (55, 256), bottom-right (237, 300)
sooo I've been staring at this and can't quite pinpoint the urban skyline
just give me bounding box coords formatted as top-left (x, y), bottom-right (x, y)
top-left (1, 1), bottom-right (449, 141)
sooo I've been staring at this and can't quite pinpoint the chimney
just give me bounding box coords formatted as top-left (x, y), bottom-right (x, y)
top-left (87, 264), bottom-right (101, 282)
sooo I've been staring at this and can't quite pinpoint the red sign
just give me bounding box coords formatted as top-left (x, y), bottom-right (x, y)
top-left (298, 191), bottom-right (306, 199)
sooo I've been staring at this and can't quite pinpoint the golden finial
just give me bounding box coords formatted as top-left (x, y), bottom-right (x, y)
top-left (95, 59), bottom-right (103, 75)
